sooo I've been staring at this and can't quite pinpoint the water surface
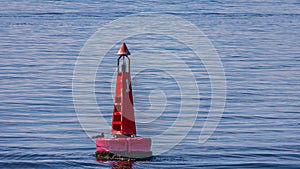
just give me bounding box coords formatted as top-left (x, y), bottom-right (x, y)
top-left (0, 0), bottom-right (299, 168)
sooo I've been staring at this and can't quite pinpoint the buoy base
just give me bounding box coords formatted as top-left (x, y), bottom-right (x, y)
top-left (95, 151), bottom-right (152, 161)
top-left (96, 137), bottom-right (152, 161)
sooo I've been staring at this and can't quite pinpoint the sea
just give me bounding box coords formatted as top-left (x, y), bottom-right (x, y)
top-left (0, 0), bottom-right (299, 168)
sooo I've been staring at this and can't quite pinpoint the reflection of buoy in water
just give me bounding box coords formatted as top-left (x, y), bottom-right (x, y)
top-left (95, 43), bottom-right (152, 161)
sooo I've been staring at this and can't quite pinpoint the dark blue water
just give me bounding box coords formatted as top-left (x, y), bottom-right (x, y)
top-left (1, 0), bottom-right (300, 168)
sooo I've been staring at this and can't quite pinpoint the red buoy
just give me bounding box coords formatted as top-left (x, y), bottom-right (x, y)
top-left (95, 43), bottom-right (152, 161)
top-left (112, 43), bottom-right (136, 137)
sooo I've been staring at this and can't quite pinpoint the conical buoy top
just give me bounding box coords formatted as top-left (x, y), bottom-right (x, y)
top-left (118, 43), bottom-right (131, 56)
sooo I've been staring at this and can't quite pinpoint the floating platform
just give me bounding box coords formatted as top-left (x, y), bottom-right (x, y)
top-left (95, 137), bottom-right (152, 160)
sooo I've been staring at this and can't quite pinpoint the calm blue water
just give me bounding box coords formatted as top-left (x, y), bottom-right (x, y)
top-left (1, 0), bottom-right (300, 168)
